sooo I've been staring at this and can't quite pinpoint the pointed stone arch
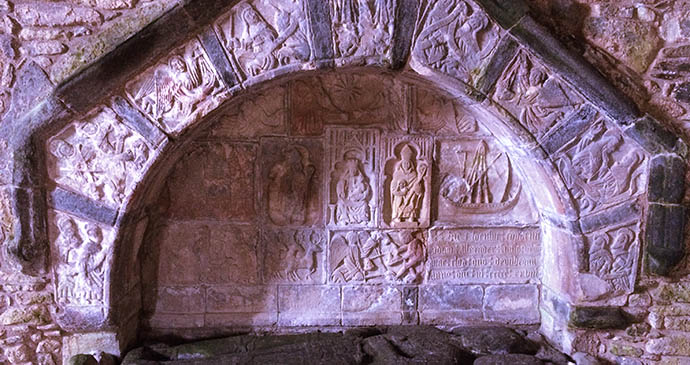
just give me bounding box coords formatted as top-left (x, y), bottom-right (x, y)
top-left (0, 0), bottom-right (685, 356)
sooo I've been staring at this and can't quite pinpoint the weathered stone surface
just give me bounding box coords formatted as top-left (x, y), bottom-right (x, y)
top-left (646, 336), bottom-right (690, 356)
top-left (663, 316), bottom-right (690, 332)
top-left (484, 285), bottom-right (539, 324)
top-left (306, 0), bottom-right (335, 61)
top-left (48, 188), bottom-right (118, 226)
top-left (206, 285), bottom-right (276, 314)
top-left (540, 104), bottom-right (598, 156)
top-left (15, 3), bottom-right (102, 27)
top-left (198, 26), bottom-right (240, 89)
top-left (154, 287), bottom-right (204, 314)
top-left (510, 15), bottom-right (641, 123)
top-left (343, 286), bottom-right (400, 313)
top-left (648, 154), bottom-right (686, 204)
top-left (580, 202), bottom-right (642, 234)
top-left (473, 0), bottom-right (528, 29)
top-left (111, 96), bottom-right (167, 148)
top-left (264, 228), bottom-right (325, 284)
top-left (452, 327), bottom-right (539, 356)
top-left (364, 326), bottom-right (475, 364)
top-left (646, 203), bottom-right (686, 275)
top-left (474, 354), bottom-right (544, 365)
top-left (568, 306), bottom-right (629, 329)
top-left (390, 0), bottom-right (419, 69)
top-left (585, 223), bottom-right (641, 298)
top-left (625, 116), bottom-right (686, 155)
top-left (68, 354), bottom-right (98, 365)
top-left (420, 285), bottom-right (483, 311)
top-left (657, 283), bottom-right (690, 303)
top-left (277, 285), bottom-right (340, 326)
top-left (475, 37), bottom-right (519, 96)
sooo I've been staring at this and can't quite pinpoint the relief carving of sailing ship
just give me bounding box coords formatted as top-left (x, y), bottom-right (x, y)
top-left (439, 139), bottom-right (520, 214)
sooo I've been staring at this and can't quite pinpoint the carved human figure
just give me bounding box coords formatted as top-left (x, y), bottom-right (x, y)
top-left (610, 228), bottom-right (635, 277)
top-left (589, 235), bottom-right (613, 277)
top-left (390, 144), bottom-right (427, 223)
top-left (267, 146), bottom-right (315, 225)
top-left (56, 217), bottom-right (83, 303)
top-left (335, 158), bottom-right (371, 225)
top-left (387, 231), bottom-right (425, 283)
top-left (80, 223), bottom-right (109, 304)
top-left (331, 231), bottom-right (365, 282)
top-left (278, 230), bottom-right (323, 281)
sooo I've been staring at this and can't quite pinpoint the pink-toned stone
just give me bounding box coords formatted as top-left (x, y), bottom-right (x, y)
top-left (263, 228), bottom-right (325, 284)
top-left (147, 313), bottom-right (205, 329)
top-left (278, 285), bottom-right (340, 326)
top-left (204, 312), bottom-right (278, 327)
top-left (342, 286), bottom-right (401, 313)
top-left (206, 285), bottom-right (276, 313)
top-left (484, 285), bottom-right (540, 324)
top-left (410, 86), bottom-right (478, 136)
top-left (164, 142), bottom-right (256, 222)
top-left (205, 86), bottom-right (287, 139)
top-left (419, 285), bottom-right (483, 311)
top-left (154, 286), bottom-right (205, 314)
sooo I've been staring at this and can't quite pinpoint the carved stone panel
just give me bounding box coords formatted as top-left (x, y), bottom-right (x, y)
top-left (49, 211), bottom-right (114, 306)
top-left (329, 0), bottom-right (396, 64)
top-left (412, 0), bottom-right (501, 83)
top-left (289, 72), bottom-right (407, 136)
top-left (410, 86), bottom-right (478, 136)
top-left (155, 223), bottom-right (258, 286)
top-left (326, 128), bottom-right (379, 228)
top-left (555, 120), bottom-right (646, 214)
top-left (46, 107), bottom-right (152, 209)
top-left (260, 138), bottom-right (323, 227)
top-left (428, 227), bottom-right (541, 284)
top-left (263, 228), bottom-right (326, 284)
top-left (495, 50), bottom-right (583, 137)
top-left (204, 85), bottom-right (288, 139)
top-left (435, 139), bottom-right (537, 225)
top-left (163, 142), bottom-right (256, 222)
top-left (587, 224), bottom-right (641, 297)
top-left (329, 230), bottom-right (426, 284)
top-left (126, 39), bottom-right (227, 134)
top-left (381, 136), bottom-right (432, 228)
top-left (214, 0), bottom-right (312, 81)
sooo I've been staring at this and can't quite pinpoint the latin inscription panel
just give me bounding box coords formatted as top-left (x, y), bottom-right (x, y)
top-left (428, 227), bottom-right (541, 284)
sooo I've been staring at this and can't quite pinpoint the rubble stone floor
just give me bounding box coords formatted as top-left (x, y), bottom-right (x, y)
top-left (118, 326), bottom-right (573, 364)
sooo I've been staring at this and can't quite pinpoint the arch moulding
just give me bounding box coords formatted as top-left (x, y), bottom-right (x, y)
top-left (0, 0), bottom-right (687, 357)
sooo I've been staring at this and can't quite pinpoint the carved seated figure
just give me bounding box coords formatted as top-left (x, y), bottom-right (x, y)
top-left (335, 158), bottom-right (371, 225)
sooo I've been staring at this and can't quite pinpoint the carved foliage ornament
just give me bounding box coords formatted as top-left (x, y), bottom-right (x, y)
top-left (126, 40), bottom-right (226, 134)
top-left (47, 107), bottom-right (151, 209)
top-left (412, 0), bottom-right (500, 82)
top-left (215, 0), bottom-right (312, 79)
top-left (330, 0), bottom-right (396, 61)
top-left (556, 121), bottom-right (646, 214)
top-left (52, 212), bottom-right (112, 306)
top-left (329, 230), bottom-right (425, 284)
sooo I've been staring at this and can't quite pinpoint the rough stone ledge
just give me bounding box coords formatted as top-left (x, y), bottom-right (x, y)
top-left (48, 188), bottom-right (119, 226)
top-left (568, 306), bottom-right (629, 329)
top-left (474, 36), bottom-right (519, 96)
top-left (509, 16), bottom-right (641, 124)
top-left (391, 0), bottom-right (420, 70)
top-left (625, 115), bottom-right (688, 157)
top-left (648, 154), bottom-right (686, 204)
top-left (579, 200), bottom-right (642, 234)
top-left (646, 203), bottom-right (687, 276)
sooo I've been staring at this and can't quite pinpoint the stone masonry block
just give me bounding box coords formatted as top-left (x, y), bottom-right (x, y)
top-left (648, 154), bottom-right (686, 204)
top-left (484, 285), bottom-right (539, 324)
top-left (646, 203), bottom-right (686, 275)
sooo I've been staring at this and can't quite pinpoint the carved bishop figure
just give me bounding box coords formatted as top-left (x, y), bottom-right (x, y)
top-left (390, 144), bottom-right (427, 224)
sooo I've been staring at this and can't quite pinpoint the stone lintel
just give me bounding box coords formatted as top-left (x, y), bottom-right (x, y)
top-left (646, 203), bottom-right (686, 276)
top-left (510, 16), bottom-right (641, 124)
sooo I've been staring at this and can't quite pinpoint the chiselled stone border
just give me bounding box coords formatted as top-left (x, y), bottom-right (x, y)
top-left (0, 0), bottom-right (686, 334)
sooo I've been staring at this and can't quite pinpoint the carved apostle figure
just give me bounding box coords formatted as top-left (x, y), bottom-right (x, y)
top-left (267, 146), bottom-right (315, 225)
top-left (238, 4), bottom-right (279, 75)
top-left (390, 144), bottom-right (427, 223)
top-left (335, 158), bottom-right (371, 225)
top-left (80, 224), bottom-right (109, 304)
top-left (57, 217), bottom-right (83, 303)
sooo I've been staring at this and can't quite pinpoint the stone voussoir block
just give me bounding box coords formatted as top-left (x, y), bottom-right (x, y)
top-left (391, 0), bottom-right (420, 70)
top-left (509, 16), bottom-right (641, 124)
top-left (648, 154), bottom-right (686, 204)
top-left (645, 203), bottom-right (686, 276)
top-left (625, 115), bottom-right (687, 156)
top-left (49, 187), bottom-right (118, 226)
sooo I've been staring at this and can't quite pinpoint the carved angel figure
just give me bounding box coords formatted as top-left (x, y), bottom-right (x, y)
top-left (136, 53), bottom-right (216, 129)
top-left (385, 231), bottom-right (425, 283)
top-left (267, 146), bottom-right (315, 225)
top-left (390, 144), bottom-right (427, 223)
top-left (335, 158), bottom-right (372, 225)
top-left (331, 231), bottom-right (389, 283)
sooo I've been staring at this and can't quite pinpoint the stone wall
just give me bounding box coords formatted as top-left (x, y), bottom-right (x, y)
top-left (139, 72), bottom-right (542, 338)
top-left (0, 0), bottom-right (687, 363)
